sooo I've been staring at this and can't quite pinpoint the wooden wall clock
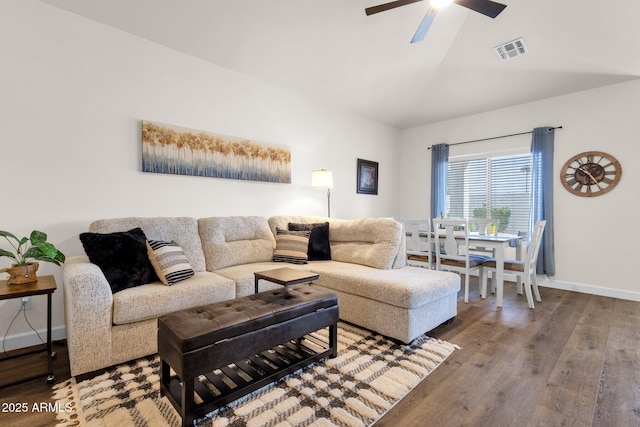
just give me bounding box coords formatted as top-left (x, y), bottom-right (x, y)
top-left (560, 151), bottom-right (622, 197)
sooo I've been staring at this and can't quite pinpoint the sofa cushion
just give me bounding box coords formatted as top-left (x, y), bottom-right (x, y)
top-left (147, 240), bottom-right (195, 285)
top-left (288, 222), bottom-right (331, 261)
top-left (330, 218), bottom-right (403, 269)
top-left (269, 216), bottom-right (402, 270)
top-left (272, 228), bottom-right (311, 264)
top-left (198, 216), bottom-right (275, 271)
top-left (112, 271), bottom-right (235, 325)
top-left (214, 262), bottom-right (311, 297)
top-left (89, 217), bottom-right (206, 272)
top-left (310, 264), bottom-right (460, 309)
top-left (80, 227), bottom-right (158, 293)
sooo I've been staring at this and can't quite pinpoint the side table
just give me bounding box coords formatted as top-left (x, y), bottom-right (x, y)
top-left (254, 267), bottom-right (319, 293)
top-left (0, 275), bottom-right (57, 386)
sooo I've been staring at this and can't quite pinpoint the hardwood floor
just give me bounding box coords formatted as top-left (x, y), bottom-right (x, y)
top-left (0, 340), bottom-right (70, 427)
top-left (1, 279), bottom-right (638, 427)
top-left (377, 280), bottom-right (640, 427)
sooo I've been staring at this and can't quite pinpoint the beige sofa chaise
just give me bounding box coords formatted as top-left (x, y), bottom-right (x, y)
top-left (62, 215), bottom-right (460, 377)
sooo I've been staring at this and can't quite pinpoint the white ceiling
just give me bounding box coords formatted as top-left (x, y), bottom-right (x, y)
top-left (42, 0), bottom-right (640, 129)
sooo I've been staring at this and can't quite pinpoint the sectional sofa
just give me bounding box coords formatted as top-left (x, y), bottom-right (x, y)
top-left (62, 215), bottom-right (460, 377)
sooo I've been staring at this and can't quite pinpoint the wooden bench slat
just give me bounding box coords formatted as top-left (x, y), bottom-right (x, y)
top-left (274, 345), bottom-right (302, 361)
top-left (220, 366), bottom-right (249, 388)
top-left (235, 360), bottom-right (262, 380)
top-left (193, 377), bottom-right (217, 403)
top-left (248, 354), bottom-right (278, 375)
top-left (261, 350), bottom-right (290, 369)
top-left (203, 371), bottom-right (233, 394)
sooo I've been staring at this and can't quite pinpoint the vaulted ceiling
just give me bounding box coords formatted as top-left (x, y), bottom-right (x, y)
top-left (43, 0), bottom-right (640, 129)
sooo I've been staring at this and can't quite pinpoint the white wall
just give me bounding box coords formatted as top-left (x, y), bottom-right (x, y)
top-left (398, 79), bottom-right (640, 300)
top-left (0, 0), bottom-right (400, 350)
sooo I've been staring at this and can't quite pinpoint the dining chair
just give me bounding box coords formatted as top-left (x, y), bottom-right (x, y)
top-left (433, 218), bottom-right (490, 303)
top-left (402, 218), bottom-right (433, 269)
top-left (480, 220), bottom-right (547, 308)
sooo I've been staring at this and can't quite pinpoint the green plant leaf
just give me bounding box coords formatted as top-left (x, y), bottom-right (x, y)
top-left (23, 246), bottom-right (44, 260)
top-left (24, 243), bottom-right (65, 265)
top-left (30, 230), bottom-right (47, 245)
top-left (53, 251), bottom-right (66, 264)
top-left (34, 242), bottom-right (58, 258)
top-left (53, 249), bottom-right (67, 265)
top-left (0, 248), bottom-right (18, 263)
top-left (0, 230), bottom-right (18, 241)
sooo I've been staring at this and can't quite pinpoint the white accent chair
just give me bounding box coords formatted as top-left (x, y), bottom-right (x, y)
top-left (480, 220), bottom-right (547, 308)
top-left (402, 218), bottom-right (433, 269)
top-left (433, 218), bottom-right (489, 303)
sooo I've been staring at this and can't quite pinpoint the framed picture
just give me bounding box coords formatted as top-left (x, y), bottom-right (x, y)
top-left (356, 158), bottom-right (378, 195)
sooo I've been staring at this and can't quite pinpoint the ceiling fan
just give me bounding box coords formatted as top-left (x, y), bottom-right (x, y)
top-left (365, 0), bottom-right (507, 43)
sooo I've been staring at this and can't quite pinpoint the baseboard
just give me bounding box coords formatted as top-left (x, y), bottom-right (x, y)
top-left (445, 269), bottom-right (640, 302)
top-left (539, 278), bottom-right (640, 302)
top-left (1, 325), bottom-right (66, 353)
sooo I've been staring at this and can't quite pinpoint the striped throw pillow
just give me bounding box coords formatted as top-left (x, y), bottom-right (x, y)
top-left (272, 228), bottom-right (311, 264)
top-left (146, 240), bottom-right (195, 285)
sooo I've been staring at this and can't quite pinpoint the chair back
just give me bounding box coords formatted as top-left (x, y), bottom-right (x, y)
top-left (525, 220), bottom-right (547, 273)
top-left (469, 218), bottom-right (499, 235)
top-left (402, 218), bottom-right (433, 268)
top-left (433, 218), bottom-right (469, 267)
top-left (402, 218), bottom-right (431, 253)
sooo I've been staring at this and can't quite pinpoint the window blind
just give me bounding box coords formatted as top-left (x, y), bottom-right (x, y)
top-left (446, 153), bottom-right (532, 235)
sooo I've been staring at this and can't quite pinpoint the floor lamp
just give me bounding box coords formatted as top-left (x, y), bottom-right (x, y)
top-left (311, 169), bottom-right (333, 217)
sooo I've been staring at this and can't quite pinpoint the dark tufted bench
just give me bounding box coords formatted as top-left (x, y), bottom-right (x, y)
top-left (158, 285), bottom-right (339, 427)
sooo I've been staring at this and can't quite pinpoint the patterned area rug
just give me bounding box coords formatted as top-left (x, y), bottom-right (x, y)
top-left (53, 322), bottom-right (458, 427)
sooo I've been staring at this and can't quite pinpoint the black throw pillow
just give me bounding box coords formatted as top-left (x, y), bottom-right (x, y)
top-left (288, 222), bottom-right (331, 261)
top-left (79, 227), bottom-right (158, 293)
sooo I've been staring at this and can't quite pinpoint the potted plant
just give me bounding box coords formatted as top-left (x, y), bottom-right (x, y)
top-left (0, 230), bottom-right (65, 284)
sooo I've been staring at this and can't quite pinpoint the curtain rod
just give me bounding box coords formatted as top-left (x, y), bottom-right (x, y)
top-left (428, 126), bottom-right (563, 149)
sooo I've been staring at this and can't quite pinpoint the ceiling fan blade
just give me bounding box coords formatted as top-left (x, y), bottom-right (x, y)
top-left (411, 8), bottom-right (437, 43)
top-left (453, 0), bottom-right (507, 18)
top-left (365, 0), bottom-right (424, 16)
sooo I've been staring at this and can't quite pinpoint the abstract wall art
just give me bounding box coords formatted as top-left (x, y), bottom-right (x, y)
top-left (142, 121), bottom-right (291, 183)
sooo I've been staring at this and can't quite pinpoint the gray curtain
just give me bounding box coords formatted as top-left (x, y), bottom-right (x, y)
top-left (529, 127), bottom-right (555, 276)
top-left (430, 144), bottom-right (449, 220)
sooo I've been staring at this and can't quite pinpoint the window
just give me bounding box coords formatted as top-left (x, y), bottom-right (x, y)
top-left (446, 152), bottom-right (532, 236)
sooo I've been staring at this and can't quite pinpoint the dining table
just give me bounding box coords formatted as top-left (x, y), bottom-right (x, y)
top-left (466, 233), bottom-right (522, 307)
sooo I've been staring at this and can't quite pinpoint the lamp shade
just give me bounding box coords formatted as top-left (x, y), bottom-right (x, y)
top-left (311, 169), bottom-right (333, 188)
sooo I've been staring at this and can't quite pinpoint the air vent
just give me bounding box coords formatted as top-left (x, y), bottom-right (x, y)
top-left (495, 38), bottom-right (527, 61)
